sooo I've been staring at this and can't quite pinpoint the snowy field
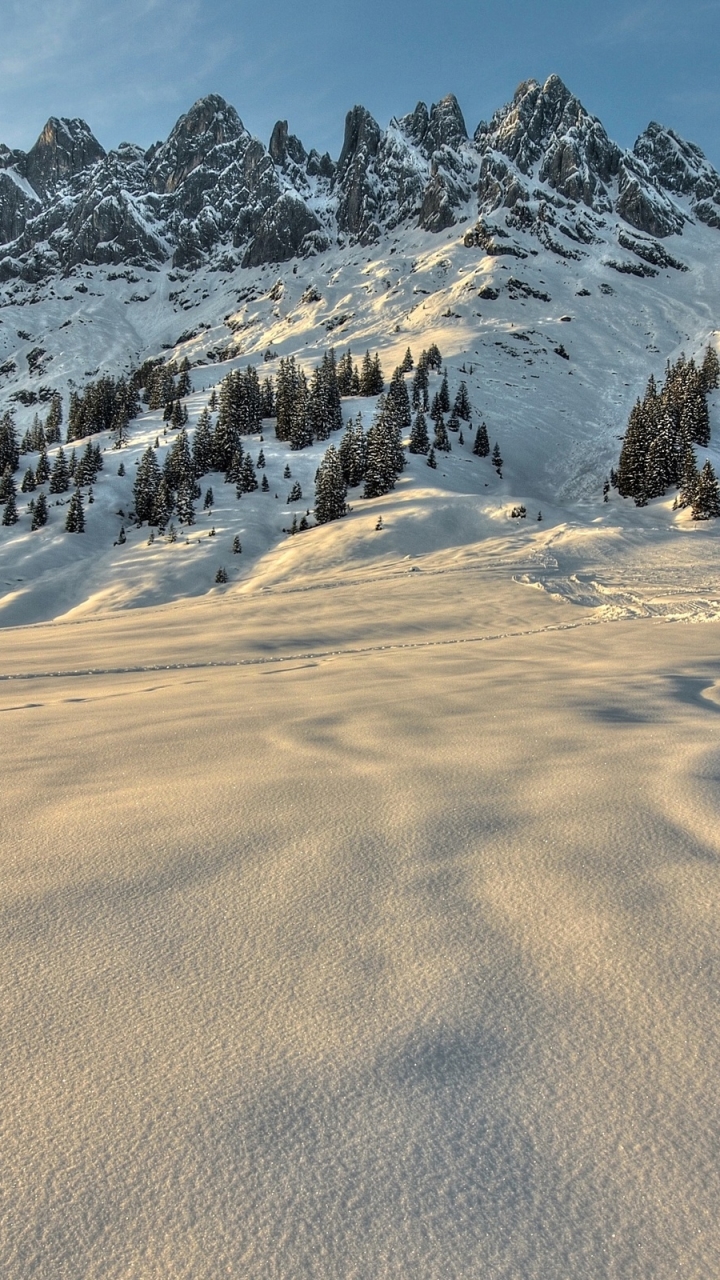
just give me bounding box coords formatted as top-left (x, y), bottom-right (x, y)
top-left (3, 131), bottom-right (720, 1275)
top-left (2, 535), bottom-right (720, 1277)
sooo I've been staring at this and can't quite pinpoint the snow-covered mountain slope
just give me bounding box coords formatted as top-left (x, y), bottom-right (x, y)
top-left (2, 74), bottom-right (720, 627)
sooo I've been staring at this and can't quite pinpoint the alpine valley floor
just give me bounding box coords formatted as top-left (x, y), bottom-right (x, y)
top-left (2, 525), bottom-right (720, 1278)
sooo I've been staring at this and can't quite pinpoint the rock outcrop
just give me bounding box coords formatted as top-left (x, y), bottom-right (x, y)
top-left (1, 78), bottom-right (719, 283)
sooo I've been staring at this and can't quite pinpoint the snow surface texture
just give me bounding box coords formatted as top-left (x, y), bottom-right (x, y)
top-left (2, 565), bottom-right (720, 1278)
top-left (3, 76), bottom-right (720, 1277)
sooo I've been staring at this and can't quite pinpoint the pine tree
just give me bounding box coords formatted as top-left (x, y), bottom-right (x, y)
top-left (1, 491), bottom-right (17, 526)
top-left (232, 535), bottom-right (242, 553)
top-left (492, 442), bottom-right (503, 473)
top-left (21, 467), bottom-right (36, 493)
top-left (691, 460), bottom-right (720, 519)
top-left (701, 345), bottom-right (720, 393)
top-left (31, 490), bottom-right (48, 529)
top-left (209, 388), bottom-right (218, 412)
top-left (409, 411), bottom-right (430, 454)
top-left (412, 354), bottom-right (429, 411)
top-left (0, 412), bottom-right (19, 474)
top-left (261, 473), bottom-right (269, 492)
top-left (164, 429), bottom-right (193, 494)
top-left (315, 445), bottom-right (348, 523)
top-left (454, 382), bottom-right (471, 420)
top-left (49, 447), bottom-right (71, 493)
top-left (204, 487), bottom-right (214, 510)
top-left (433, 417), bottom-right (451, 453)
top-left (287, 481), bottom-right (303, 503)
top-left (386, 367), bottom-right (412, 431)
top-left (448, 408), bottom-right (460, 433)
top-left (45, 393), bottom-right (63, 443)
top-left (176, 477), bottom-right (196, 525)
top-left (284, 463), bottom-right (292, 479)
top-left (151, 478), bottom-right (172, 531)
top-left (64, 490), bottom-right (85, 532)
top-left (400, 347), bottom-right (414, 373)
top-left (192, 407), bottom-right (214, 477)
top-left (438, 372), bottom-right (450, 414)
top-left (118, 461), bottom-right (125, 477)
top-left (177, 357), bottom-right (193, 398)
top-left (36, 445), bottom-right (50, 484)
top-left (257, 449), bottom-right (265, 468)
top-left (0, 465), bottom-right (15, 502)
top-left (238, 454), bottom-right (258, 493)
top-left (427, 447), bottom-right (437, 469)
top-left (215, 566), bottom-right (228, 583)
top-left (133, 446), bottom-right (162, 522)
top-left (426, 344), bottom-right (442, 371)
top-left (224, 447), bottom-right (244, 486)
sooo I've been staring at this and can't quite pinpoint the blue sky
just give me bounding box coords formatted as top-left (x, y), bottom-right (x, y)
top-left (2, 0), bottom-right (720, 165)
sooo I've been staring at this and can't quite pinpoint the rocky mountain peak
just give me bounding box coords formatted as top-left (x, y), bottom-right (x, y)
top-left (269, 120), bottom-right (307, 169)
top-left (25, 116), bottom-right (105, 197)
top-left (149, 95), bottom-right (246, 194)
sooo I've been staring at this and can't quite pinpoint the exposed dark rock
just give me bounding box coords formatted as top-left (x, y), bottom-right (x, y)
top-left (1, 78), bottom-right (720, 283)
top-left (0, 170), bottom-right (41, 243)
top-left (25, 117), bottom-right (105, 197)
top-left (269, 120), bottom-right (307, 168)
top-left (335, 106), bottom-right (382, 238)
top-left (242, 193), bottom-right (321, 267)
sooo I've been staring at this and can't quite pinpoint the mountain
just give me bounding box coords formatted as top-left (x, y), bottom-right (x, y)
top-left (3, 75), bottom-right (720, 281)
top-left (1, 74), bottom-right (720, 627)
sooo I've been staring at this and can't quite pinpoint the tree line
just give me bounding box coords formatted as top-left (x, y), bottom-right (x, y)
top-left (615, 347), bottom-right (720, 518)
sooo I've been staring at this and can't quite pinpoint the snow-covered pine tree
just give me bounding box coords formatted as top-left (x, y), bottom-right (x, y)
top-left (151, 478), bottom-right (172, 531)
top-left (225, 447), bottom-right (244, 485)
top-left (438, 372), bottom-right (451, 414)
top-left (454, 382), bottom-right (471, 420)
top-left (400, 347), bottom-right (414, 373)
top-left (701, 345), bottom-right (720, 393)
top-left (21, 467), bottom-right (36, 493)
top-left (426, 446), bottom-right (437, 468)
top-left (164, 429), bottom-right (193, 494)
top-left (492, 442), bottom-right (503, 473)
top-left (1, 490), bottom-right (17, 526)
top-left (691, 460), bottom-right (720, 519)
top-left (133, 446), bottom-right (162, 522)
top-left (0, 464), bottom-right (15, 502)
top-left (386, 367), bottom-right (412, 431)
top-left (177, 357), bottom-right (193, 398)
top-left (176, 477), bottom-right (196, 525)
top-left (238, 454), bottom-right (258, 493)
top-left (36, 445), bottom-right (50, 483)
top-left (64, 490), bottom-right (85, 532)
top-left (192, 408), bottom-right (214, 477)
top-left (315, 444), bottom-right (348, 523)
top-left (409, 411), bottom-right (430, 454)
top-left (31, 490), bottom-right (48, 529)
top-left (433, 416), bottom-right (451, 453)
top-left (45, 393), bottom-right (62, 443)
top-left (426, 344), bottom-right (442, 371)
top-left (49, 447), bottom-right (70, 493)
top-left (0, 412), bottom-right (19, 474)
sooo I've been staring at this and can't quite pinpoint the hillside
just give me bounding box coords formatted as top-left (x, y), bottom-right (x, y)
top-left (1, 73), bottom-right (720, 625)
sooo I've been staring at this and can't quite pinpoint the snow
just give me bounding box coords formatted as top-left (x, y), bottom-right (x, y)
top-left (3, 162), bottom-right (720, 1276)
top-left (2, 207), bottom-right (720, 625)
top-left (2, 547), bottom-right (720, 1276)
top-left (0, 167), bottom-right (41, 202)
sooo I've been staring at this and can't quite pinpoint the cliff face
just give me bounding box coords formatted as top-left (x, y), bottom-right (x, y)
top-left (1, 76), bottom-right (717, 283)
